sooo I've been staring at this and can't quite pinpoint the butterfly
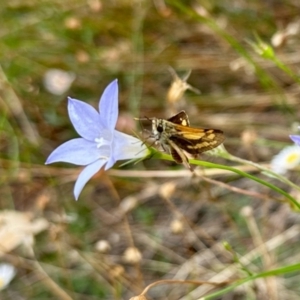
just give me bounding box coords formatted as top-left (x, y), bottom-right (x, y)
top-left (139, 111), bottom-right (225, 169)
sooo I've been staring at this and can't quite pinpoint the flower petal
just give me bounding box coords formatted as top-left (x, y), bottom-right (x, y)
top-left (104, 155), bottom-right (117, 171)
top-left (104, 131), bottom-right (148, 171)
top-left (271, 144), bottom-right (300, 174)
top-left (99, 79), bottom-right (118, 131)
top-left (68, 98), bottom-right (103, 141)
top-left (113, 131), bottom-right (149, 160)
top-left (45, 138), bottom-right (109, 166)
top-left (290, 135), bottom-right (300, 146)
top-left (74, 159), bottom-right (106, 200)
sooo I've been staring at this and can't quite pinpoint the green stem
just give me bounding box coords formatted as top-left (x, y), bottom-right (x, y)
top-left (203, 263), bottom-right (300, 299)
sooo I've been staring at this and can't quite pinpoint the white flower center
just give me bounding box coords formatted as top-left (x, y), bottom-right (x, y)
top-left (94, 136), bottom-right (111, 160)
top-left (286, 152), bottom-right (300, 164)
top-left (95, 137), bottom-right (105, 148)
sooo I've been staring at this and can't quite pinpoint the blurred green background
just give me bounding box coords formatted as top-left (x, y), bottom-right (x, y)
top-left (1, 0), bottom-right (300, 299)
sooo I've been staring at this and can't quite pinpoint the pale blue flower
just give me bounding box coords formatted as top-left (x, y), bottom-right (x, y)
top-left (46, 79), bottom-right (148, 200)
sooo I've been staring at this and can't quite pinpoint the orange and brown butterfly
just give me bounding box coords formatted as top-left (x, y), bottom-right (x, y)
top-left (137, 111), bottom-right (225, 169)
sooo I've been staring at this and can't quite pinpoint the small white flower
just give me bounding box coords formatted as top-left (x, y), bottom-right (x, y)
top-left (271, 145), bottom-right (300, 174)
top-left (43, 69), bottom-right (75, 95)
top-left (0, 263), bottom-right (16, 290)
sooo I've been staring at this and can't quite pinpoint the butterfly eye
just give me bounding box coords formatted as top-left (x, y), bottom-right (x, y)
top-left (157, 125), bottom-right (163, 133)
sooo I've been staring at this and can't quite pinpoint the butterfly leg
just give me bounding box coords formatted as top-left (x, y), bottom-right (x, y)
top-left (168, 140), bottom-right (191, 170)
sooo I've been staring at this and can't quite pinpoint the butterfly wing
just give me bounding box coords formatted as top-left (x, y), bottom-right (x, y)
top-left (169, 128), bottom-right (224, 155)
top-left (167, 111), bottom-right (190, 127)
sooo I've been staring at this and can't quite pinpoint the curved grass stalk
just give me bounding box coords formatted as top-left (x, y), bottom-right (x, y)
top-left (201, 263), bottom-right (300, 300)
top-left (151, 150), bottom-right (300, 210)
